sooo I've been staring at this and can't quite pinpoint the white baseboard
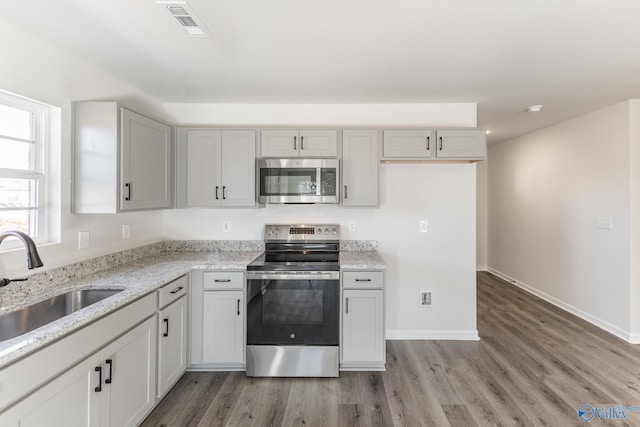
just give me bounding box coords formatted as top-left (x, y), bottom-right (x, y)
top-left (487, 267), bottom-right (635, 344)
top-left (476, 266), bottom-right (488, 272)
top-left (386, 330), bottom-right (480, 341)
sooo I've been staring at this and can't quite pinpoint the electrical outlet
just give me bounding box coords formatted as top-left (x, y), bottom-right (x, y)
top-left (223, 221), bottom-right (231, 233)
top-left (420, 220), bottom-right (428, 233)
top-left (78, 231), bottom-right (90, 249)
top-left (420, 290), bottom-right (432, 307)
top-left (348, 220), bottom-right (356, 232)
top-left (122, 223), bottom-right (131, 239)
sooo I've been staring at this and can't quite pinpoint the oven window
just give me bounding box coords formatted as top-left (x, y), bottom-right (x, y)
top-left (260, 168), bottom-right (317, 196)
top-left (263, 290), bottom-right (323, 325)
top-left (247, 278), bottom-right (339, 346)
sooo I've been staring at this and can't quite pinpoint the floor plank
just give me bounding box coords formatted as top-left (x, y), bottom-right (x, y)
top-left (142, 272), bottom-right (640, 426)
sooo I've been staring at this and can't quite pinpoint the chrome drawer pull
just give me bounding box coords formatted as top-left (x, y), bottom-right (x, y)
top-left (170, 286), bottom-right (184, 294)
top-left (355, 279), bottom-right (372, 282)
top-left (214, 279), bottom-right (231, 283)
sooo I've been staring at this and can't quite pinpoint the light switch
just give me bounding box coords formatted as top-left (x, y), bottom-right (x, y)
top-left (348, 221), bottom-right (356, 232)
top-left (78, 231), bottom-right (90, 249)
top-left (223, 221), bottom-right (231, 232)
top-left (420, 220), bottom-right (428, 233)
top-left (597, 216), bottom-right (613, 230)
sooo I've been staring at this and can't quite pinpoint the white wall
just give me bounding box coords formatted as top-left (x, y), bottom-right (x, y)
top-left (488, 101), bottom-right (634, 340)
top-left (630, 100), bottom-right (640, 341)
top-left (476, 159), bottom-right (488, 270)
top-left (0, 17), bottom-right (166, 279)
top-left (163, 103), bottom-right (479, 339)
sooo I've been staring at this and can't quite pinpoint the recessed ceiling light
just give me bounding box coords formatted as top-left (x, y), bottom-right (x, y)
top-left (485, 130), bottom-right (491, 135)
top-left (526, 105), bottom-right (543, 113)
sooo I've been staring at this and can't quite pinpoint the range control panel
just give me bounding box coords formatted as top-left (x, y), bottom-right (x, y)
top-left (264, 224), bottom-right (340, 241)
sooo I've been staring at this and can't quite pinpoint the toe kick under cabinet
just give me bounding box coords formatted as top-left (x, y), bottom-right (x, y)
top-left (340, 271), bottom-right (386, 371)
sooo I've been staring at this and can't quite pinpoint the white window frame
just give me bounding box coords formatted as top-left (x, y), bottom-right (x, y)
top-left (0, 90), bottom-right (51, 250)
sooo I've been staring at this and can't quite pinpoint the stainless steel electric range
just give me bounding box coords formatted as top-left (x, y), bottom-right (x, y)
top-left (245, 224), bottom-right (340, 377)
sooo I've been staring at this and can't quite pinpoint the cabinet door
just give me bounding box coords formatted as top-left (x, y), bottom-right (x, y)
top-left (202, 290), bottom-right (244, 364)
top-left (260, 130), bottom-right (299, 157)
top-left (120, 108), bottom-right (172, 210)
top-left (100, 316), bottom-right (157, 427)
top-left (0, 353), bottom-right (101, 427)
top-left (342, 289), bottom-right (384, 364)
top-left (220, 130), bottom-right (256, 207)
top-left (299, 130), bottom-right (338, 157)
top-left (342, 130), bottom-right (379, 206)
top-left (435, 129), bottom-right (487, 159)
top-left (157, 296), bottom-right (188, 398)
top-left (186, 130), bottom-right (222, 207)
top-left (382, 130), bottom-right (434, 159)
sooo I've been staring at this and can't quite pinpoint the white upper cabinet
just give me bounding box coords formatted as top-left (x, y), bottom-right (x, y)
top-left (74, 102), bottom-right (172, 213)
top-left (261, 130), bottom-right (338, 157)
top-left (342, 130), bottom-right (379, 207)
top-left (383, 130), bottom-right (434, 159)
top-left (435, 129), bottom-right (487, 159)
top-left (176, 129), bottom-right (256, 208)
top-left (382, 129), bottom-right (486, 160)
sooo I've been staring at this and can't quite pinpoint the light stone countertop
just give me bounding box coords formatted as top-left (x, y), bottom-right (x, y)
top-left (0, 244), bottom-right (386, 369)
top-left (339, 251), bottom-right (387, 270)
top-left (0, 251), bottom-right (261, 368)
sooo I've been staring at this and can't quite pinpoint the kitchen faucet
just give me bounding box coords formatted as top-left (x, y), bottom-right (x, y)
top-left (0, 230), bottom-right (44, 287)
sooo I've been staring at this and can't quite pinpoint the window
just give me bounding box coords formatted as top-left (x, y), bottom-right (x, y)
top-left (0, 90), bottom-right (56, 248)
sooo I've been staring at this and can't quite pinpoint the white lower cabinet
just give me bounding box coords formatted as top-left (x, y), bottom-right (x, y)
top-left (157, 275), bottom-right (188, 398)
top-left (0, 353), bottom-right (101, 426)
top-left (157, 296), bottom-right (188, 398)
top-left (0, 316), bottom-right (157, 427)
top-left (100, 316), bottom-right (157, 427)
top-left (190, 270), bottom-right (245, 369)
top-left (341, 271), bottom-right (385, 370)
top-left (202, 290), bottom-right (244, 365)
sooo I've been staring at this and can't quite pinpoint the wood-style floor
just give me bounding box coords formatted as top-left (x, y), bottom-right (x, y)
top-left (142, 272), bottom-right (640, 426)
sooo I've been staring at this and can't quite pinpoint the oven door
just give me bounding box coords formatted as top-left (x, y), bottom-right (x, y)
top-left (246, 272), bottom-right (339, 346)
top-left (256, 158), bottom-right (339, 204)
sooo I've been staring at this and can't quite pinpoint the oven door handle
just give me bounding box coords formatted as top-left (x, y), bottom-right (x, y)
top-left (246, 271), bottom-right (339, 281)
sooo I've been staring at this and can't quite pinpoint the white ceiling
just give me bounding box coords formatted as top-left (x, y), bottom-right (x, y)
top-left (4, 0), bottom-right (640, 142)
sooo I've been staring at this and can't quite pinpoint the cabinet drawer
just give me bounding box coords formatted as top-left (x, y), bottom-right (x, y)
top-left (342, 271), bottom-right (384, 289)
top-left (158, 275), bottom-right (188, 308)
top-left (203, 272), bottom-right (244, 289)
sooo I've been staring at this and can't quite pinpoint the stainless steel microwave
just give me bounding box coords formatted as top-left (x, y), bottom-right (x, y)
top-left (257, 158), bottom-right (339, 204)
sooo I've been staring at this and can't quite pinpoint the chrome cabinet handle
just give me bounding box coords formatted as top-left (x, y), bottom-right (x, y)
top-left (293, 136), bottom-right (297, 150)
top-left (237, 299), bottom-right (241, 316)
top-left (124, 182), bottom-right (131, 201)
top-left (439, 136), bottom-right (443, 150)
top-left (95, 366), bottom-right (102, 392)
top-left (355, 278), bottom-right (372, 282)
top-left (215, 186), bottom-right (219, 200)
top-left (163, 318), bottom-right (169, 337)
top-left (426, 136), bottom-right (430, 150)
top-left (214, 279), bottom-right (231, 282)
top-left (170, 286), bottom-right (184, 294)
top-left (345, 297), bottom-right (349, 314)
top-left (222, 186), bottom-right (227, 200)
top-left (105, 359), bottom-right (113, 384)
top-left (344, 185), bottom-right (348, 199)
top-left (301, 136), bottom-right (304, 150)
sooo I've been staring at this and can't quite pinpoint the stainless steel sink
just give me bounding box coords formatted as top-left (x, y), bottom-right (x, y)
top-left (0, 289), bottom-right (123, 342)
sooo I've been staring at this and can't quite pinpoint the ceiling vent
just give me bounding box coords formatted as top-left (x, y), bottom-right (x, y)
top-left (157, 1), bottom-right (211, 37)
